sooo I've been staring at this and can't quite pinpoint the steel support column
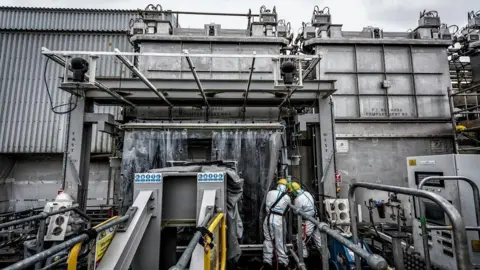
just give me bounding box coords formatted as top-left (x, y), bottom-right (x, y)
top-left (64, 98), bottom-right (94, 211)
top-left (318, 96), bottom-right (336, 198)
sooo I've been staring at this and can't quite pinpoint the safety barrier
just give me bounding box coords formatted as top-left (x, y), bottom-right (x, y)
top-left (3, 215), bottom-right (129, 270)
top-left (289, 203), bottom-right (389, 270)
top-left (204, 213), bottom-right (227, 270)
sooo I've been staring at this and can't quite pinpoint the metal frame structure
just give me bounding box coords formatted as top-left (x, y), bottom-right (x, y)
top-left (448, 86), bottom-right (480, 153)
top-left (289, 203), bottom-right (388, 270)
top-left (348, 182), bottom-right (472, 270)
top-left (304, 38), bottom-right (453, 122)
top-left (40, 47), bottom-right (336, 210)
top-left (417, 176), bottom-right (480, 269)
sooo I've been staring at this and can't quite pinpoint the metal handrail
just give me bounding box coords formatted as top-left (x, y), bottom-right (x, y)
top-left (348, 182), bottom-right (471, 270)
top-left (204, 213), bottom-right (226, 270)
top-left (3, 215), bottom-right (129, 270)
top-left (289, 249), bottom-right (307, 270)
top-left (0, 206), bottom-right (82, 230)
top-left (289, 203), bottom-right (388, 270)
top-left (418, 176), bottom-right (480, 229)
top-left (418, 176), bottom-right (480, 269)
top-left (169, 212), bottom-right (213, 270)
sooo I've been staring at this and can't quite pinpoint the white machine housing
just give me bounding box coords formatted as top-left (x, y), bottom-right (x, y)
top-left (407, 154), bottom-right (480, 269)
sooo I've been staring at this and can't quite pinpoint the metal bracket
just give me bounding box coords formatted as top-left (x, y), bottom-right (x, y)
top-left (118, 206), bottom-right (138, 232)
top-left (294, 113), bottom-right (319, 131)
top-left (84, 113), bottom-right (118, 135)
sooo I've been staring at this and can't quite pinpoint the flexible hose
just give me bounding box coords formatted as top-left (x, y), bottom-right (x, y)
top-left (67, 243), bottom-right (82, 270)
top-left (67, 216), bottom-right (120, 269)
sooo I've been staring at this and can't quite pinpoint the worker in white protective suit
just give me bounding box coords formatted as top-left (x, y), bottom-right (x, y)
top-left (263, 178), bottom-right (291, 270)
top-left (290, 182), bottom-right (322, 259)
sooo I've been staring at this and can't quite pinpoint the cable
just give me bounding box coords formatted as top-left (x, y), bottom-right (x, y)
top-left (43, 58), bottom-right (79, 115)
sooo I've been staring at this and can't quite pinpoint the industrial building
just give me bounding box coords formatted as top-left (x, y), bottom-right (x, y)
top-left (0, 4), bottom-right (479, 270)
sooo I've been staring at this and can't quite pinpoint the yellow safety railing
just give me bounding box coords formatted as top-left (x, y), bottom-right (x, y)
top-left (67, 216), bottom-right (119, 270)
top-left (203, 213), bottom-right (226, 270)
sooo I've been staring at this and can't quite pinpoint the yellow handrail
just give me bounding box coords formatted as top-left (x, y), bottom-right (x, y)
top-left (67, 216), bottom-right (119, 270)
top-left (204, 213), bottom-right (226, 270)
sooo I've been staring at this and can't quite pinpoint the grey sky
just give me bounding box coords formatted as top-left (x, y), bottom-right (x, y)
top-left (0, 0), bottom-right (477, 33)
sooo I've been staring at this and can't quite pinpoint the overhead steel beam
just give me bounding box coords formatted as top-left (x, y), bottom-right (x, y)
top-left (242, 54), bottom-right (256, 120)
top-left (87, 78), bottom-right (335, 92)
top-left (183, 50), bottom-right (210, 110)
top-left (41, 49), bottom-right (322, 59)
top-left (41, 48), bottom-right (136, 108)
top-left (114, 48), bottom-right (173, 107)
top-left (278, 55), bottom-right (323, 108)
top-left (144, 10), bottom-right (260, 17)
top-left (61, 78), bottom-right (335, 107)
top-left (122, 122), bottom-right (284, 130)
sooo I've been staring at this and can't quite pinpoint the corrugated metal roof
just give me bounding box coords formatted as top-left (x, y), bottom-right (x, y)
top-left (0, 6), bottom-right (140, 32)
top-left (0, 32), bottom-right (131, 153)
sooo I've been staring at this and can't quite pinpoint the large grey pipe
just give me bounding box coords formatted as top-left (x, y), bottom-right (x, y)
top-left (348, 182), bottom-right (472, 270)
top-left (288, 203), bottom-right (388, 270)
top-left (289, 249), bottom-right (307, 270)
top-left (169, 212), bottom-right (213, 270)
top-left (114, 48), bottom-right (173, 107)
top-left (4, 215), bottom-right (129, 270)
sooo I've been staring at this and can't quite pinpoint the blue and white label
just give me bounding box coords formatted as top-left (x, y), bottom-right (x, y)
top-left (134, 173), bottom-right (162, 184)
top-left (197, 172), bottom-right (224, 182)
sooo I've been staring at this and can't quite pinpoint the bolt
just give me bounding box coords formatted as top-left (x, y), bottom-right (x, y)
top-left (150, 196), bottom-right (155, 200)
top-left (150, 206), bottom-right (155, 210)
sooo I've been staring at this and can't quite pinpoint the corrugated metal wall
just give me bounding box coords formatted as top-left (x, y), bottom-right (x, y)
top-left (0, 7), bottom-right (139, 32)
top-left (0, 7), bottom-right (139, 153)
top-left (0, 32), bottom-right (132, 153)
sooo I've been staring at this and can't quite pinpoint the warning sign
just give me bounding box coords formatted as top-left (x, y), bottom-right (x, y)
top-left (472, 240), bottom-right (480, 252)
top-left (94, 225), bottom-right (118, 269)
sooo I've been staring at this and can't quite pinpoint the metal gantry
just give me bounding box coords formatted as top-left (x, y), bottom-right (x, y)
top-left (448, 56), bottom-right (480, 153)
top-left (41, 48), bottom-right (331, 113)
top-left (40, 46), bottom-right (336, 216)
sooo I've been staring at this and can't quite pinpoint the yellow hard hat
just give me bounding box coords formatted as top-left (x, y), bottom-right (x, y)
top-left (277, 178), bottom-right (288, 186)
top-left (288, 182), bottom-right (301, 194)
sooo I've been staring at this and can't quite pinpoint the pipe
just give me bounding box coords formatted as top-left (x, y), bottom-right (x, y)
top-left (169, 212), bottom-right (213, 270)
top-left (289, 249), bottom-right (307, 270)
top-left (289, 203), bottom-right (388, 270)
top-left (428, 226), bottom-right (480, 231)
top-left (72, 208), bottom-right (91, 223)
top-left (0, 207), bottom-right (43, 218)
top-left (348, 182), bottom-right (471, 270)
top-left (391, 236), bottom-right (405, 270)
top-left (242, 55), bottom-right (256, 120)
top-left (39, 255), bottom-right (68, 270)
top-left (0, 206), bottom-right (79, 230)
top-left (183, 50), bottom-right (210, 110)
top-left (43, 49), bottom-right (321, 59)
top-left (420, 217), bottom-right (431, 270)
top-left (141, 10), bottom-right (260, 17)
top-left (35, 219), bottom-right (46, 270)
top-left (4, 215), bottom-right (129, 270)
top-left (114, 48), bottom-right (172, 107)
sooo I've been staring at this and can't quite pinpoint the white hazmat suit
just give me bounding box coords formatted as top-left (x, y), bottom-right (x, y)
top-left (263, 184), bottom-right (291, 267)
top-left (293, 189), bottom-right (322, 258)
